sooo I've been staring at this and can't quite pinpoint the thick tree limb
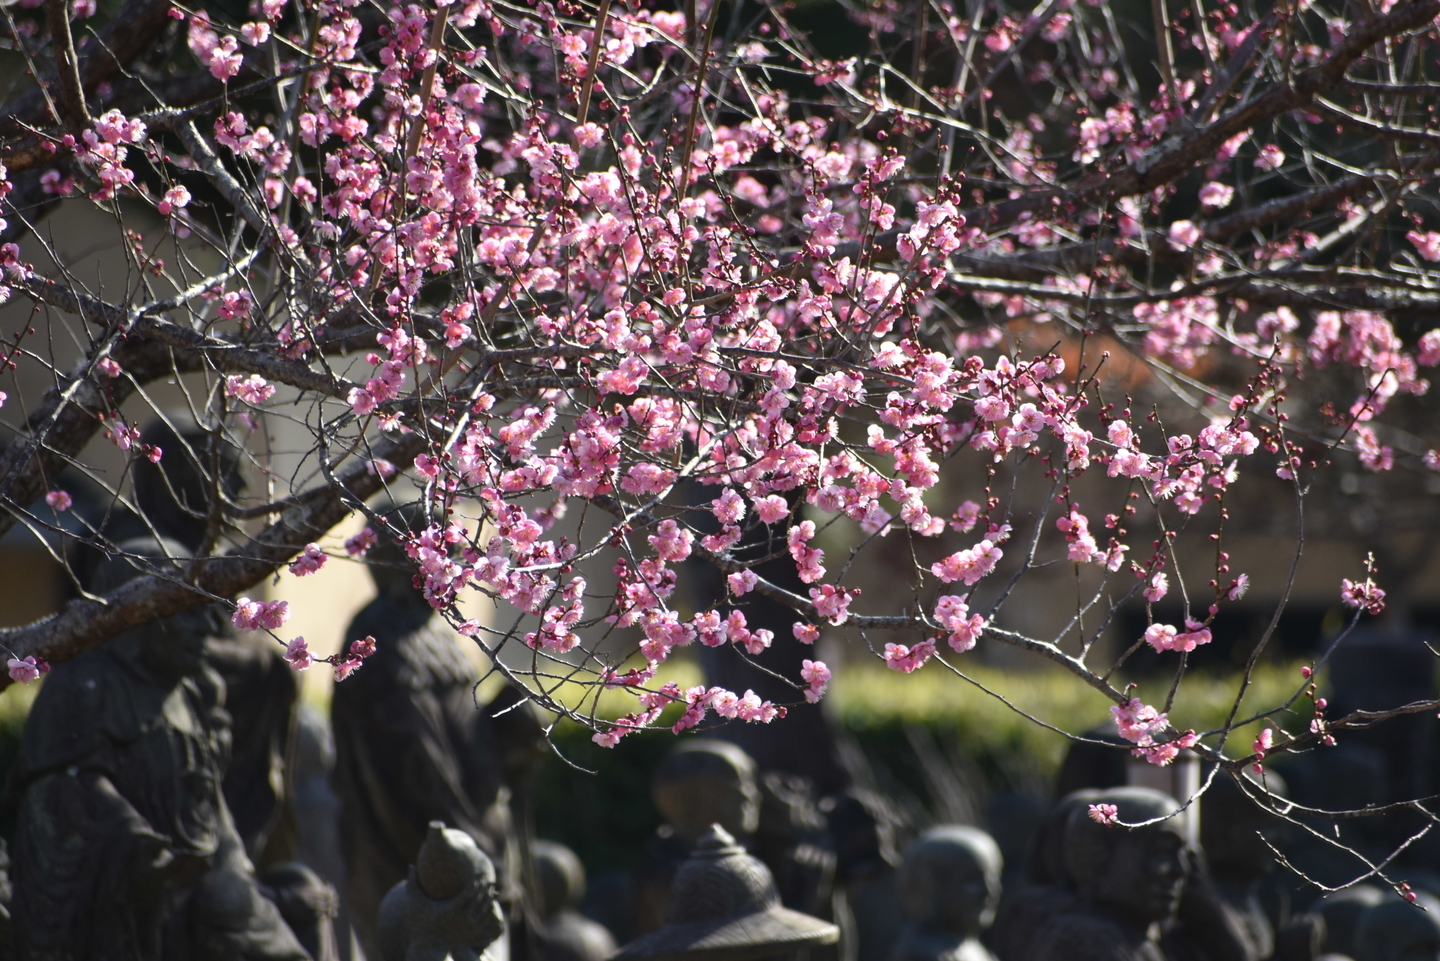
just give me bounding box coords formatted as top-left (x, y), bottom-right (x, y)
top-left (17, 275), bottom-right (358, 398)
top-left (42, 0), bottom-right (91, 135)
top-left (0, 430), bottom-right (428, 690)
top-left (0, 337), bottom-right (179, 539)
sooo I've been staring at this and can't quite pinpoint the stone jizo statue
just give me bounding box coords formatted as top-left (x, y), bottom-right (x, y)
top-left (993, 787), bottom-right (1186, 961)
top-left (128, 415), bottom-right (299, 869)
top-left (636, 741), bottom-right (763, 935)
top-left (5, 539), bottom-right (310, 961)
top-left (613, 824), bottom-right (839, 961)
top-left (377, 822), bottom-right (506, 961)
top-left (332, 509), bottom-right (518, 959)
top-left (890, 826), bottom-right (1002, 961)
top-left (529, 840), bottom-right (617, 961)
top-left (653, 741), bottom-right (762, 845)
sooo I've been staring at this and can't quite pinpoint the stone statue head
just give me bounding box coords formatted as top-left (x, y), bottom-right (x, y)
top-left (364, 500), bottom-right (431, 601)
top-left (1354, 893), bottom-right (1440, 961)
top-left (133, 417), bottom-right (244, 552)
top-left (653, 741), bottom-right (761, 843)
top-left (533, 840), bottom-right (586, 918)
top-left (898, 826), bottom-right (1002, 936)
top-left (88, 536), bottom-right (221, 684)
top-left (377, 823), bottom-right (504, 961)
top-left (1062, 787), bottom-right (1186, 926)
top-left (1200, 769), bottom-right (1287, 882)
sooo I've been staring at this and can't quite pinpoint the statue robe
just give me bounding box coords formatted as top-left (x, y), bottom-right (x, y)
top-left (331, 595), bottom-right (512, 958)
top-left (8, 641), bottom-right (229, 961)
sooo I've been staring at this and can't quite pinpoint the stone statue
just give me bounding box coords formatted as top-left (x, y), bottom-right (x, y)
top-left (289, 705), bottom-right (350, 954)
top-left (989, 788), bottom-right (1097, 961)
top-left (529, 840), bottom-right (617, 961)
top-left (1315, 886), bottom-right (1385, 960)
top-left (127, 415), bottom-right (299, 868)
top-left (1164, 770), bottom-right (1290, 961)
top-left (655, 741), bottom-right (763, 844)
top-left (753, 771), bottom-right (837, 919)
top-left (890, 826), bottom-right (1002, 961)
top-left (635, 740), bottom-right (763, 935)
top-left (377, 822), bottom-right (506, 961)
top-left (992, 787), bottom-right (1186, 961)
top-left (207, 629), bottom-right (301, 867)
top-left (825, 788), bottom-right (905, 961)
top-left (331, 515), bottom-right (517, 960)
top-left (5, 539), bottom-right (311, 961)
top-left (1352, 893), bottom-right (1440, 961)
top-left (613, 824), bottom-right (839, 961)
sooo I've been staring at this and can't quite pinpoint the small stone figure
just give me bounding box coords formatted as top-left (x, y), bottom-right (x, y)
top-left (331, 515), bottom-right (517, 959)
top-left (613, 824), bottom-right (839, 961)
top-left (890, 826), bottom-right (1002, 961)
top-left (289, 705), bottom-right (350, 953)
top-left (993, 787), bottom-right (1187, 961)
top-left (207, 629), bottom-right (301, 866)
top-left (989, 789), bottom-right (1097, 960)
top-left (6, 539), bottom-right (310, 961)
top-left (635, 741), bottom-right (762, 934)
top-left (377, 823), bottom-right (506, 961)
top-left (1166, 771), bottom-right (1292, 961)
top-left (654, 742), bottom-right (763, 844)
top-left (1352, 893), bottom-right (1440, 961)
top-left (529, 840), bottom-right (617, 961)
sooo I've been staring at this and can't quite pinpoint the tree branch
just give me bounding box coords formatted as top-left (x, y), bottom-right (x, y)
top-left (0, 430), bottom-right (428, 690)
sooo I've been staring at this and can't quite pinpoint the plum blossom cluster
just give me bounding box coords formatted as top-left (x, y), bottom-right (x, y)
top-left (232, 598), bottom-right (290, 632)
top-left (592, 681), bottom-right (787, 748)
top-left (1143, 620), bottom-right (1213, 654)
top-left (5, 0), bottom-right (1439, 778)
top-left (1111, 698), bottom-right (1200, 767)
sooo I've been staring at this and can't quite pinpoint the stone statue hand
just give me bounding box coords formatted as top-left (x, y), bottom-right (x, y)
top-left (137, 838), bottom-right (209, 891)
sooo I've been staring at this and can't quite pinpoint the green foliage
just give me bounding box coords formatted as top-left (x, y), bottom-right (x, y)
top-left (831, 659), bottom-right (1310, 776)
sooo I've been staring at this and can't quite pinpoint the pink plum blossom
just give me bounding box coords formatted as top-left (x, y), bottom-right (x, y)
top-left (931, 540), bottom-right (1003, 585)
top-left (1088, 803), bottom-right (1120, 825)
top-left (728, 570), bottom-right (758, 595)
top-left (283, 637), bottom-right (312, 670)
top-left (1255, 144), bottom-right (1285, 170)
top-left (1408, 231), bottom-right (1440, 262)
top-left (7, 655), bottom-right (49, 684)
top-left (1199, 182), bottom-right (1234, 209)
top-left (1167, 220), bottom-right (1202, 250)
top-left (1144, 572), bottom-right (1168, 602)
top-left (288, 543), bottom-right (327, 576)
top-left (225, 373), bottom-right (275, 405)
top-left (233, 597), bottom-right (290, 631)
top-left (800, 659), bottom-right (831, 703)
top-left (1341, 577), bottom-right (1386, 615)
